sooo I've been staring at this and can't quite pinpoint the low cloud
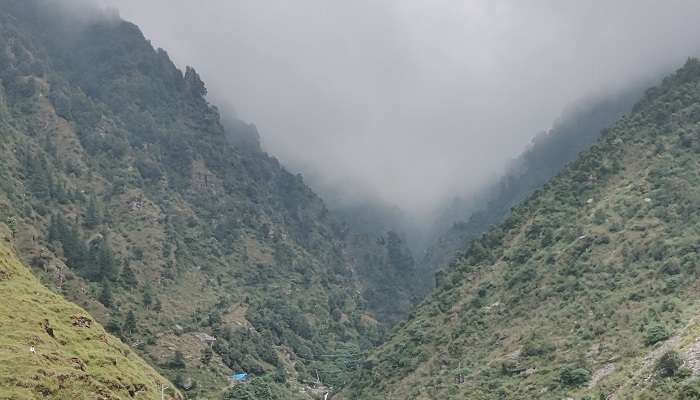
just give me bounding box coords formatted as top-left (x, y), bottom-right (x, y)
top-left (96, 1), bottom-right (700, 216)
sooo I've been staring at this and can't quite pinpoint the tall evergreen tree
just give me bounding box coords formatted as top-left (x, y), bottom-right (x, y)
top-left (122, 310), bottom-right (136, 336)
top-left (47, 214), bottom-right (62, 243)
top-left (26, 155), bottom-right (50, 199)
top-left (184, 66), bottom-right (207, 97)
top-left (142, 284), bottom-right (154, 309)
top-left (87, 238), bottom-right (118, 281)
top-left (85, 194), bottom-right (100, 228)
top-left (55, 219), bottom-right (88, 271)
top-left (99, 280), bottom-right (113, 308)
top-left (120, 261), bottom-right (138, 288)
top-left (51, 179), bottom-right (68, 203)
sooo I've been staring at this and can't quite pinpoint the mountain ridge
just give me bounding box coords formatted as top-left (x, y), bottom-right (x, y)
top-left (343, 57), bottom-right (700, 399)
top-left (421, 86), bottom-right (644, 281)
top-left (0, 2), bottom-right (420, 397)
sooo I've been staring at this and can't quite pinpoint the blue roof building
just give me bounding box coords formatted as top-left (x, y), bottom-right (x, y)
top-left (231, 372), bottom-right (248, 383)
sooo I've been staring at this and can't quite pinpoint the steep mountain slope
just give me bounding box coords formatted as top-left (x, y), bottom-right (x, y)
top-left (347, 229), bottom-right (422, 325)
top-left (294, 170), bottom-right (431, 322)
top-left (0, 2), bottom-right (410, 398)
top-left (423, 88), bottom-right (643, 277)
top-left (345, 58), bottom-right (700, 399)
top-left (0, 230), bottom-right (179, 400)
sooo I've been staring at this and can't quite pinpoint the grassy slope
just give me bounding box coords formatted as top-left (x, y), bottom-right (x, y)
top-left (0, 234), bottom-right (179, 400)
top-left (345, 59), bottom-right (700, 400)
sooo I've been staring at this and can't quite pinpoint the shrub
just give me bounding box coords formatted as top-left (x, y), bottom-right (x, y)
top-left (679, 381), bottom-right (700, 399)
top-left (560, 366), bottom-right (591, 387)
top-left (655, 350), bottom-right (682, 377)
top-left (645, 325), bottom-right (670, 346)
top-left (501, 359), bottom-right (522, 376)
top-left (170, 351), bottom-right (186, 369)
top-left (522, 336), bottom-right (555, 357)
top-left (4, 216), bottom-right (17, 236)
top-left (201, 347), bottom-right (213, 365)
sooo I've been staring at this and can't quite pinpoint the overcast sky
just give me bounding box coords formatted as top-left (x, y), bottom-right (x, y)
top-left (95, 0), bottom-right (700, 216)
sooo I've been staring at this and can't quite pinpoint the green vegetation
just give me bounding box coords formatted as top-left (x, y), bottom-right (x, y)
top-left (646, 324), bottom-right (670, 346)
top-left (656, 350), bottom-right (683, 378)
top-left (0, 1), bottom-right (411, 398)
top-left (559, 367), bottom-right (591, 387)
top-left (0, 238), bottom-right (179, 399)
top-left (344, 58), bottom-right (700, 399)
top-left (423, 86), bottom-right (643, 277)
top-left (8, 1), bottom-right (700, 400)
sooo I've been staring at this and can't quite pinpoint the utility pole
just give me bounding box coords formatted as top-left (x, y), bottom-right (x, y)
top-left (161, 384), bottom-right (169, 400)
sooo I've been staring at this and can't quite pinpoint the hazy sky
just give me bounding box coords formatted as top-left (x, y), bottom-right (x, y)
top-left (95, 0), bottom-right (700, 215)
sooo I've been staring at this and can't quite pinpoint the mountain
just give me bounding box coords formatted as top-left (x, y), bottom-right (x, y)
top-left (0, 227), bottom-right (179, 400)
top-left (0, 1), bottom-right (418, 398)
top-left (290, 178), bottom-right (432, 323)
top-left (344, 58), bottom-right (700, 399)
top-left (422, 87), bottom-right (643, 278)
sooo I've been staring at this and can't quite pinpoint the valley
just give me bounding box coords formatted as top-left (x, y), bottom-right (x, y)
top-left (2, 2), bottom-right (700, 400)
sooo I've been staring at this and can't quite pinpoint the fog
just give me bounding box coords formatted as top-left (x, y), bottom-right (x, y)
top-left (95, 0), bottom-right (700, 217)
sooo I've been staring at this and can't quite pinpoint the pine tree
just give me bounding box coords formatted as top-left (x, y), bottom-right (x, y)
top-left (122, 310), bottom-right (136, 336)
top-left (87, 238), bottom-right (118, 282)
top-left (51, 179), bottom-right (68, 204)
top-left (98, 241), bottom-right (118, 280)
top-left (85, 194), bottom-right (100, 228)
top-left (171, 350), bottom-right (186, 369)
top-left (57, 221), bottom-right (87, 271)
top-left (47, 214), bottom-right (62, 243)
top-left (184, 66), bottom-right (207, 97)
top-left (142, 284), bottom-right (154, 309)
top-left (105, 317), bottom-right (122, 336)
top-left (26, 155), bottom-right (50, 199)
top-left (120, 261), bottom-right (138, 288)
top-left (99, 280), bottom-right (113, 307)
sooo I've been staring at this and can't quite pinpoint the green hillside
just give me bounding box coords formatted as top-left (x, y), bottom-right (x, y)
top-left (0, 232), bottom-right (179, 400)
top-left (0, 2), bottom-right (419, 398)
top-left (423, 87), bottom-right (642, 279)
top-left (345, 58), bottom-right (700, 399)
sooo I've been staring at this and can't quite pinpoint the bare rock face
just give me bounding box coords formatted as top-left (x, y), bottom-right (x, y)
top-left (588, 363), bottom-right (616, 388)
top-left (40, 319), bottom-right (55, 338)
top-left (304, 385), bottom-right (330, 400)
top-left (177, 376), bottom-right (194, 391)
top-left (684, 337), bottom-right (700, 375)
top-left (71, 314), bottom-right (92, 328)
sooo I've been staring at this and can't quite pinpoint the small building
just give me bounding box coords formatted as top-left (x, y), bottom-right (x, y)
top-left (231, 372), bottom-right (248, 384)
